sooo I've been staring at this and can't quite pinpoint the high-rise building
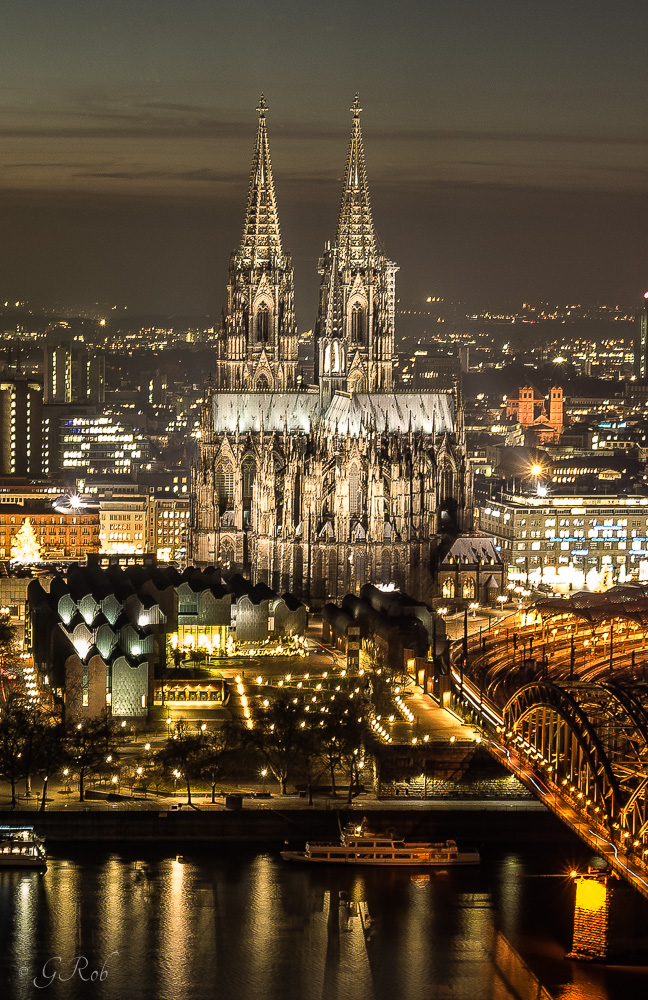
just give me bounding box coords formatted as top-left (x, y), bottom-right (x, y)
top-left (43, 338), bottom-right (105, 405)
top-left (636, 292), bottom-right (648, 379)
top-left (53, 414), bottom-right (150, 478)
top-left (0, 377), bottom-right (43, 477)
top-left (191, 98), bottom-right (472, 602)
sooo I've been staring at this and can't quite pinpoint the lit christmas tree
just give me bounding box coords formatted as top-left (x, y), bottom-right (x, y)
top-left (10, 518), bottom-right (41, 564)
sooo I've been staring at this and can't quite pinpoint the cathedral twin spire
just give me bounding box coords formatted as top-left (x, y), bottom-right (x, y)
top-left (238, 95), bottom-right (283, 269)
top-left (336, 95), bottom-right (377, 270)
top-left (221, 95), bottom-right (392, 395)
top-left (239, 93), bottom-right (376, 272)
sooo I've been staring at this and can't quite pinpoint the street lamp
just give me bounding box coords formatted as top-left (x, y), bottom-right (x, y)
top-left (261, 768), bottom-right (268, 794)
top-left (469, 602), bottom-right (479, 617)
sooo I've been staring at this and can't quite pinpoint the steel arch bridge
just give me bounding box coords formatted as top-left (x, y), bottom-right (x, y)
top-left (501, 680), bottom-right (648, 855)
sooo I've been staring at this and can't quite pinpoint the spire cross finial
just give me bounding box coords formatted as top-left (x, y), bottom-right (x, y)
top-left (257, 94), bottom-right (268, 118)
top-left (351, 93), bottom-right (362, 118)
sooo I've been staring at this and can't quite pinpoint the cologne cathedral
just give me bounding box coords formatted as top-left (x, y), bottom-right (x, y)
top-left (190, 97), bottom-right (472, 602)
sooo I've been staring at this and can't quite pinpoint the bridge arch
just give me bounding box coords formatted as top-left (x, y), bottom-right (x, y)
top-left (503, 682), bottom-right (621, 829)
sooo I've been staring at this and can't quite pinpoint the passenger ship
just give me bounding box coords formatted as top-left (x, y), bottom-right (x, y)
top-left (0, 826), bottom-right (47, 869)
top-left (281, 823), bottom-right (480, 866)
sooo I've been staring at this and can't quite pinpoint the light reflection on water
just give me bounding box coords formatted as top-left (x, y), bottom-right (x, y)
top-left (0, 847), bottom-right (646, 1000)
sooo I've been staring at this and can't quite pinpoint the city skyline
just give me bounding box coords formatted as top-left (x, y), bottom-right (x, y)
top-left (0, 1), bottom-right (647, 319)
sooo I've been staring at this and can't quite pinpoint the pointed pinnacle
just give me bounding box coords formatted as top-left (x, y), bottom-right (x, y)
top-left (257, 94), bottom-right (268, 118)
top-left (350, 93), bottom-right (362, 117)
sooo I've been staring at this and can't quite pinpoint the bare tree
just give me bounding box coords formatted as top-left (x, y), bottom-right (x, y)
top-left (244, 690), bottom-right (308, 796)
top-left (155, 720), bottom-right (204, 805)
top-left (66, 711), bottom-right (121, 802)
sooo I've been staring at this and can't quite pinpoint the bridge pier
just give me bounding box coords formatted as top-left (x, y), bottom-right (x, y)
top-left (568, 871), bottom-right (648, 961)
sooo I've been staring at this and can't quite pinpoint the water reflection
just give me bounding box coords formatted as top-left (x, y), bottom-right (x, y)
top-left (0, 847), bottom-right (645, 1000)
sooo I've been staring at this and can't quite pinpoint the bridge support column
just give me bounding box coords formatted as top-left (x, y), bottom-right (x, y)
top-left (568, 872), bottom-right (648, 962)
top-left (567, 873), bottom-right (612, 960)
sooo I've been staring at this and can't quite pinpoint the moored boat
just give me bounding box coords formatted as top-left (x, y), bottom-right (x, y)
top-left (0, 826), bottom-right (47, 869)
top-left (281, 822), bottom-right (479, 866)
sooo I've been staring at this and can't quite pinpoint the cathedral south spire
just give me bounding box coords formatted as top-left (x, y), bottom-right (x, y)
top-left (315, 96), bottom-right (397, 397)
top-left (216, 97), bottom-right (298, 391)
top-left (238, 96), bottom-right (283, 269)
top-left (336, 95), bottom-right (377, 270)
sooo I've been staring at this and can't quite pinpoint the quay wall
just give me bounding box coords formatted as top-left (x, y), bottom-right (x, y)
top-left (0, 803), bottom-right (574, 846)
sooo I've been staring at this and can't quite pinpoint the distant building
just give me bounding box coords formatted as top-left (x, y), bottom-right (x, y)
top-left (99, 496), bottom-right (148, 555)
top-left (323, 583), bottom-right (436, 680)
top-left (478, 490), bottom-right (648, 590)
top-left (43, 340), bottom-right (105, 405)
top-left (55, 413), bottom-right (150, 477)
top-left (0, 502), bottom-right (99, 561)
top-left (408, 351), bottom-right (461, 398)
top-left (435, 535), bottom-right (504, 605)
top-left (0, 378), bottom-right (43, 477)
top-left (148, 495), bottom-right (190, 562)
top-left (505, 385), bottom-right (563, 445)
top-left (636, 293), bottom-right (648, 380)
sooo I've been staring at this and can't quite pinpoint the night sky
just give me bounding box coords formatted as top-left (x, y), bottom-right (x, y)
top-left (1, 0), bottom-right (648, 322)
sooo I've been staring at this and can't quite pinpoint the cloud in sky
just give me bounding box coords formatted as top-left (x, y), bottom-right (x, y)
top-left (0, 0), bottom-right (647, 313)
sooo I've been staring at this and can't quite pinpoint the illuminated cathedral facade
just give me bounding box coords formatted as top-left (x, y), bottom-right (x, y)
top-left (190, 97), bottom-right (472, 602)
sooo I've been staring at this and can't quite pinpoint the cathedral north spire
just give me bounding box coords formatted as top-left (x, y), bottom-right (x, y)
top-left (238, 95), bottom-right (283, 268)
top-left (336, 94), bottom-right (377, 269)
top-left (217, 96), bottom-right (298, 391)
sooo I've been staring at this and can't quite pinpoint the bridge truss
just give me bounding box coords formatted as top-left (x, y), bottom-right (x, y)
top-left (502, 681), bottom-right (648, 847)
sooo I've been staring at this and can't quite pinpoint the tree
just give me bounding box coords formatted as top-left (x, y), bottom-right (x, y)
top-left (245, 690), bottom-right (309, 795)
top-left (321, 692), bottom-right (373, 804)
top-left (296, 725), bottom-right (327, 805)
top-left (0, 693), bottom-right (30, 807)
top-left (0, 695), bottom-right (66, 808)
top-left (66, 711), bottom-right (121, 802)
top-left (0, 613), bottom-right (21, 692)
top-left (35, 716), bottom-right (67, 811)
top-left (197, 725), bottom-right (239, 802)
top-left (155, 720), bottom-right (205, 805)
top-left (10, 518), bottom-right (41, 564)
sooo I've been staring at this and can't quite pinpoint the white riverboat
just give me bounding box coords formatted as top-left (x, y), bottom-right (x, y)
top-left (281, 823), bottom-right (480, 866)
top-left (0, 826), bottom-right (47, 869)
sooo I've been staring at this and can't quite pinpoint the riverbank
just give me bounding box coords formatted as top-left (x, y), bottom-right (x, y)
top-left (0, 800), bottom-right (575, 845)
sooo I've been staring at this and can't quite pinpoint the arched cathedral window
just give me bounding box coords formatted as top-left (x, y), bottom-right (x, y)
top-left (242, 456), bottom-right (256, 527)
top-left (256, 374), bottom-right (269, 390)
top-left (349, 463), bottom-right (360, 514)
top-left (442, 578), bottom-right (455, 599)
top-left (220, 538), bottom-right (234, 568)
top-left (351, 304), bottom-right (365, 344)
top-left (242, 457), bottom-right (256, 500)
top-left (462, 578), bottom-right (476, 601)
top-left (215, 459), bottom-right (234, 504)
top-left (381, 549), bottom-right (390, 584)
top-left (439, 462), bottom-right (455, 502)
top-left (256, 303), bottom-right (269, 342)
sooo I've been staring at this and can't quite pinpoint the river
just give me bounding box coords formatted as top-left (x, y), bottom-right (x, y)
top-left (1, 844), bottom-right (647, 1000)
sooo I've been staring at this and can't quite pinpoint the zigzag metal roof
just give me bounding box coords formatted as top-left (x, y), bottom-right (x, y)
top-left (212, 390), bottom-right (455, 437)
